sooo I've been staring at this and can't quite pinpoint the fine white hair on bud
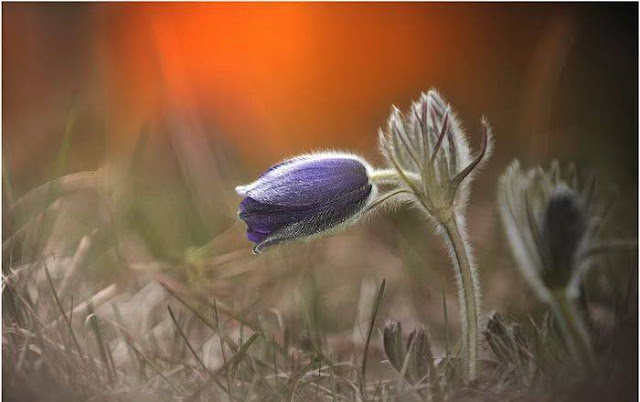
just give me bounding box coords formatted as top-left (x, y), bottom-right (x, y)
top-left (378, 89), bottom-right (493, 222)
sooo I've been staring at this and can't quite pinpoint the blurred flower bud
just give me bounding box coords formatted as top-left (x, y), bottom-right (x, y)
top-left (236, 152), bottom-right (376, 253)
top-left (485, 312), bottom-right (512, 366)
top-left (384, 321), bottom-right (442, 398)
top-left (511, 324), bottom-right (530, 367)
top-left (498, 161), bottom-right (608, 368)
top-left (497, 160), bottom-right (609, 298)
top-left (383, 320), bottom-right (406, 372)
top-left (541, 186), bottom-right (587, 289)
top-left (485, 312), bottom-right (532, 369)
top-left (407, 326), bottom-right (434, 383)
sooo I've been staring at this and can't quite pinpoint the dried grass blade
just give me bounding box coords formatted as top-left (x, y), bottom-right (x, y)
top-left (359, 278), bottom-right (386, 398)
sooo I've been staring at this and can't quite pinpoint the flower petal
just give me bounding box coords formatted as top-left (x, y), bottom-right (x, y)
top-left (251, 185), bottom-right (372, 252)
top-left (236, 153), bottom-right (376, 252)
top-left (239, 197), bottom-right (312, 233)
top-left (246, 228), bottom-right (270, 244)
top-left (240, 155), bottom-right (371, 207)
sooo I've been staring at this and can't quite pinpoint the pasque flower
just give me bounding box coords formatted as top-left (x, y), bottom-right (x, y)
top-left (236, 90), bottom-right (493, 382)
top-left (497, 160), bottom-right (612, 300)
top-left (236, 153), bottom-right (377, 253)
top-left (377, 89), bottom-right (493, 381)
top-left (497, 160), bottom-right (613, 368)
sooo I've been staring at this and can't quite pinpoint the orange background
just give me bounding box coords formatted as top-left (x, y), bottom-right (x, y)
top-left (3, 3), bottom-right (637, 196)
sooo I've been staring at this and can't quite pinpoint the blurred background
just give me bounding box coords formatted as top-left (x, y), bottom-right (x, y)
top-left (2, 4), bottom-right (638, 393)
top-left (4, 3), bottom-right (637, 190)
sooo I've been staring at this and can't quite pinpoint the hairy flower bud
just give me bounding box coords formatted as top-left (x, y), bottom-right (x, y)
top-left (485, 311), bottom-right (513, 366)
top-left (497, 160), bottom-right (607, 296)
top-left (236, 152), bottom-right (376, 253)
top-left (407, 327), bottom-right (434, 383)
top-left (497, 160), bottom-right (612, 368)
top-left (383, 321), bottom-right (406, 373)
top-left (378, 89), bottom-right (493, 221)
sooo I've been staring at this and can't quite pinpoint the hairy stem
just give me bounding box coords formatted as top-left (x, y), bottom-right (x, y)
top-left (441, 214), bottom-right (479, 382)
top-left (370, 169), bottom-right (421, 185)
top-left (370, 169), bottom-right (397, 182)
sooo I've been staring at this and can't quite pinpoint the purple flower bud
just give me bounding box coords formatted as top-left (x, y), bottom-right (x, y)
top-left (236, 153), bottom-right (376, 253)
top-left (541, 186), bottom-right (586, 289)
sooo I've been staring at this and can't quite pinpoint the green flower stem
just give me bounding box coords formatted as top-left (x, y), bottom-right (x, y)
top-left (441, 214), bottom-right (479, 382)
top-left (551, 290), bottom-right (595, 370)
top-left (370, 169), bottom-right (421, 185)
top-left (370, 169), bottom-right (397, 181)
